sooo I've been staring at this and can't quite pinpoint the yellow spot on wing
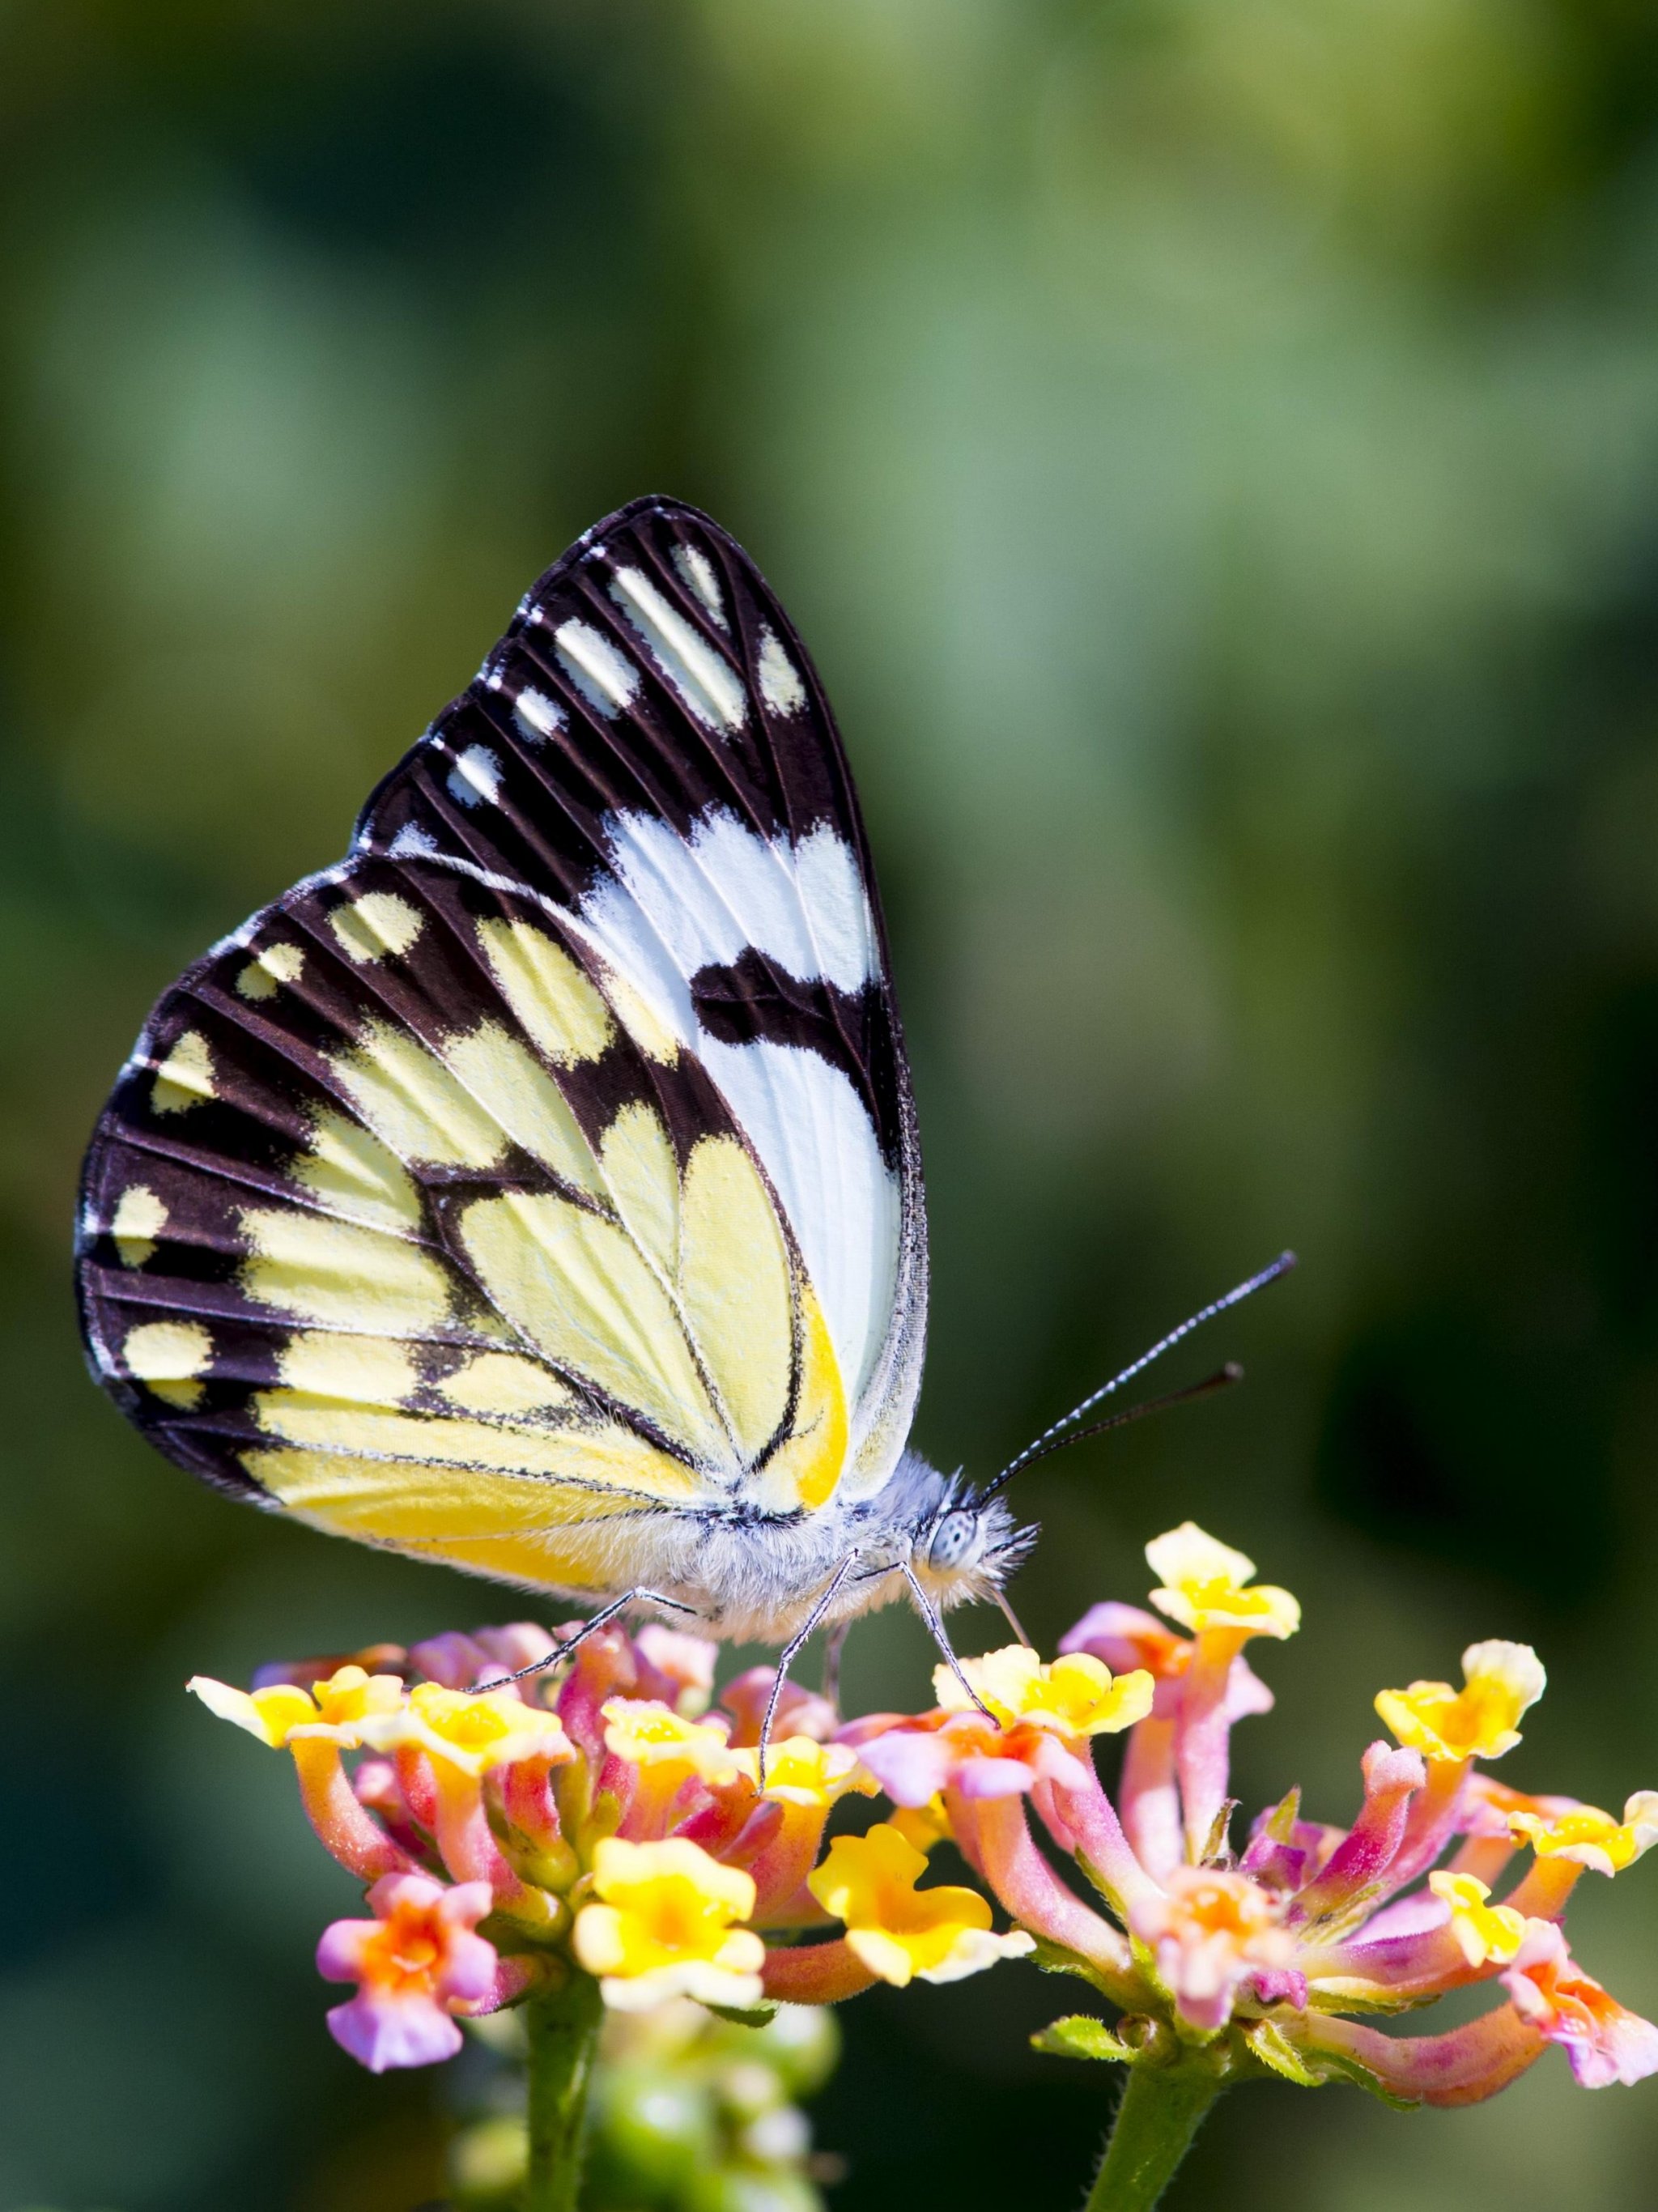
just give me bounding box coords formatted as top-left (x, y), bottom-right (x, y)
top-left (440, 1352), bottom-right (576, 1418)
top-left (278, 1330), bottom-right (418, 1404)
top-left (329, 892), bottom-right (425, 963)
top-left (599, 963), bottom-right (680, 1064)
top-left (151, 1030), bottom-right (215, 1115)
top-left (291, 1108), bottom-right (423, 1232)
top-left (757, 1280), bottom-right (847, 1513)
top-left (330, 1019), bottom-right (510, 1169)
top-left (111, 1185), bottom-right (168, 1268)
top-left (441, 1023), bottom-right (601, 1193)
top-left (326, 1018), bottom-right (601, 1193)
top-left (678, 1138), bottom-right (790, 1461)
top-left (476, 920), bottom-right (614, 1066)
top-left (236, 942), bottom-right (306, 1001)
top-left (600, 1104), bottom-right (679, 1275)
top-left (459, 1190), bottom-right (726, 1465)
top-left (240, 1205), bottom-right (451, 1332)
top-left (124, 1318), bottom-right (213, 1408)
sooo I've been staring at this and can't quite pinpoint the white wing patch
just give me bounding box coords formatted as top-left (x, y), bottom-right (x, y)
top-left (583, 810), bottom-right (876, 1008)
top-left (672, 543), bottom-right (727, 627)
top-left (758, 627), bottom-right (807, 716)
top-left (512, 688), bottom-right (566, 743)
top-left (610, 567), bottom-right (747, 734)
top-left (447, 746), bottom-right (504, 809)
top-left (793, 824), bottom-right (880, 995)
top-left (575, 806), bottom-right (895, 1441)
top-left (698, 1032), bottom-right (899, 1419)
top-left (552, 619), bottom-right (640, 717)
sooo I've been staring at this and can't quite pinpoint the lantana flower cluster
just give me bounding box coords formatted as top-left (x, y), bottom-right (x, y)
top-left (190, 1614), bottom-right (1028, 2072)
top-left (192, 1522), bottom-right (1658, 2115)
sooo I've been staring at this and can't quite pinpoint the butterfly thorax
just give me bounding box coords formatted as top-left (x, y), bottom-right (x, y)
top-left (577, 1451), bottom-right (1038, 1647)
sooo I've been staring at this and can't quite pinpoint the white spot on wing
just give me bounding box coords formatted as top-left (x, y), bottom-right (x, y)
top-left (672, 543), bottom-right (727, 628)
top-left (389, 823), bottom-right (440, 857)
top-left (610, 567), bottom-right (747, 733)
top-left (555, 619), bottom-right (640, 717)
top-left (793, 825), bottom-right (878, 996)
top-left (513, 688), bottom-right (565, 743)
top-left (758, 627), bottom-right (807, 716)
top-left (448, 746), bottom-right (503, 808)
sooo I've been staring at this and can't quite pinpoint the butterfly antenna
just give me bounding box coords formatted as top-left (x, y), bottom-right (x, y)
top-left (974, 1250), bottom-right (1296, 1503)
top-left (975, 1363), bottom-right (1244, 1501)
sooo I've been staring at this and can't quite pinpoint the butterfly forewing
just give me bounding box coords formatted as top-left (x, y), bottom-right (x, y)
top-left (77, 498), bottom-right (927, 1593)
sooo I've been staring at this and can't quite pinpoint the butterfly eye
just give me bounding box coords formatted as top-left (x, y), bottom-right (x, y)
top-left (926, 1509), bottom-right (980, 1573)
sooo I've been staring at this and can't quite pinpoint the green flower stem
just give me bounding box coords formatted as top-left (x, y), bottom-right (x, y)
top-left (1084, 2061), bottom-right (1223, 2212)
top-left (523, 1966), bottom-right (603, 2212)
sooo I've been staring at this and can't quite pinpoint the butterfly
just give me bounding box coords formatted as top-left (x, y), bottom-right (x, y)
top-left (76, 496), bottom-right (1283, 1724)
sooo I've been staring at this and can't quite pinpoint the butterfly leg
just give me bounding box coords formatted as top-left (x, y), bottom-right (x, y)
top-left (820, 1619), bottom-right (852, 1714)
top-left (900, 1562), bottom-right (995, 1719)
top-left (495, 1589), bottom-right (701, 1687)
top-left (756, 1551), bottom-right (864, 1786)
top-left (994, 1588), bottom-right (1035, 1648)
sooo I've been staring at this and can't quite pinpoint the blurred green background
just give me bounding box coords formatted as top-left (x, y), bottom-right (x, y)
top-left (7, 0), bottom-right (1658, 2205)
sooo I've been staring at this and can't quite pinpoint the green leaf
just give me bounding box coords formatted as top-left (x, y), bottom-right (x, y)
top-left (1238, 2018), bottom-right (1325, 2087)
top-left (1028, 1936), bottom-right (1120, 1993)
top-left (1260, 1785), bottom-right (1302, 1844)
top-left (1032, 2014), bottom-right (1133, 2064)
top-left (1239, 2020), bottom-right (1418, 2109)
top-left (703, 2001), bottom-right (779, 2028)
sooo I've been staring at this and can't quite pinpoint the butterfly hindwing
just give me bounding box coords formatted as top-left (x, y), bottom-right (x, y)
top-left (77, 498), bottom-right (926, 1592)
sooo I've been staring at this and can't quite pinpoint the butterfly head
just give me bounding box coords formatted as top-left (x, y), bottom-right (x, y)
top-left (897, 1461), bottom-right (1037, 1611)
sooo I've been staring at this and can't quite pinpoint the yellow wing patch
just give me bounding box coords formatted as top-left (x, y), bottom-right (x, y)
top-left (291, 1108), bottom-right (424, 1232)
top-left (600, 1104), bottom-right (680, 1275)
top-left (440, 1351), bottom-right (578, 1418)
top-left (329, 892), bottom-right (425, 963)
top-left (597, 960), bottom-right (681, 1064)
top-left (240, 1205), bottom-right (453, 1332)
top-left (326, 1015), bottom-right (602, 1195)
top-left (125, 1318), bottom-right (213, 1408)
top-left (141, 893), bottom-right (868, 1588)
top-left (459, 1190), bottom-right (728, 1462)
top-left (330, 1018), bottom-right (518, 1171)
top-left (111, 1184), bottom-right (168, 1268)
top-left (236, 942), bottom-right (306, 1001)
top-left (477, 919), bottom-right (614, 1066)
top-left (278, 1329), bottom-right (419, 1404)
top-left (678, 1137), bottom-right (792, 1461)
top-left (440, 1023), bottom-right (601, 1192)
top-left (752, 1280), bottom-right (847, 1512)
top-left (246, 1443), bottom-right (687, 1592)
top-left (151, 1030), bottom-right (215, 1115)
